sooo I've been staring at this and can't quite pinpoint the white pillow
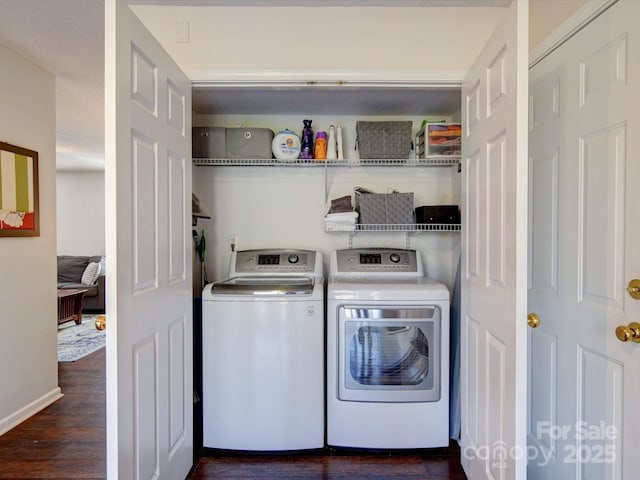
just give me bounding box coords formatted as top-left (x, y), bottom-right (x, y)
top-left (81, 262), bottom-right (101, 286)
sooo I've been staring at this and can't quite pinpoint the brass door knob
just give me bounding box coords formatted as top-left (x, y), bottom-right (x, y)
top-left (95, 315), bottom-right (106, 331)
top-left (628, 279), bottom-right (640, 300)
top-left (615, 322), bottom-right (640, 343)
top-left (527, 313), bottom-right (541, 328)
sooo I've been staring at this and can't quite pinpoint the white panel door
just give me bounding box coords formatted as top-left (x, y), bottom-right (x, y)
top-left (528, 1), bottom-right (640, 478)
top-left (105, 1), bottom-right (193, 478)
top-left (460, 1), bottom-right (528, 479)
top-left (527, 26), bottom-right (565, 479)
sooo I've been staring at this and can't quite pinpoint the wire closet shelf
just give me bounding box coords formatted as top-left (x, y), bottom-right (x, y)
top-left (192, 157), bottom-right (460, 167)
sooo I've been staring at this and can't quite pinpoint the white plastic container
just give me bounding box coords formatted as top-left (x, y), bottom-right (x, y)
top-left (336, 123), bottom-right (344, 160)
top-left (272, 129), bottom-right (301, 161)
top-left (326, 125), bottom-right (337, 160)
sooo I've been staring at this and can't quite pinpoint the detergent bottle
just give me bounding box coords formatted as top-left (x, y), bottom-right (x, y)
top-left (314, 131), bottom-right (327, 161)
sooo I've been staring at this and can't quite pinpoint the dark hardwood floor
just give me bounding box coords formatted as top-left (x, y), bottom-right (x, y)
top-left (189, 448), bottom-right (467, 480)
top-left (0, 347), bottom-right (106, 479)
top-left (0, 348), bottom-right (466, 479)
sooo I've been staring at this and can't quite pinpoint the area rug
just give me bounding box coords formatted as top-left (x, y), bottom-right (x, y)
top-left (58, 315), bottom-right (105, 362)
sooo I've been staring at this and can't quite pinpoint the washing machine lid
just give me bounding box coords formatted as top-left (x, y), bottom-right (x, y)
top-left (211, 276), bottom-right (315, 296)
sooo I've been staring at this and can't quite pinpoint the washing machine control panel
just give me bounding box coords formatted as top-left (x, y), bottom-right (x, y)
top-left (335, 248), bottom-right (418, 273)
top-left (234, 249), bottom-right (317, 273)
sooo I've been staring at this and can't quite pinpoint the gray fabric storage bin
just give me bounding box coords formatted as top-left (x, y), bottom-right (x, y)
top-left (192, 127), bottom-right (226, 158)
top-left (356, 121), bottom-right (413, 159)
top-left (355, 190), bottom-right (415, 224)
top-left (226, 127), bottom-right (274, 159)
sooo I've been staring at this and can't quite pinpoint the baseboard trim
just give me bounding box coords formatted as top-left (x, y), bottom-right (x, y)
top-left (0, 388), bottom-right (63, 436)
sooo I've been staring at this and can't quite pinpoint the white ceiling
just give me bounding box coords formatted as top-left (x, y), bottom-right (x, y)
top-left (0, 0), bottom-right (105, 171)
top-left (0, 0), bottom-right (508, 171)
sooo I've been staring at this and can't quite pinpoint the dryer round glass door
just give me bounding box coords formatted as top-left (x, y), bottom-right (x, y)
top-left (337, 306), bottom-right (441, 403)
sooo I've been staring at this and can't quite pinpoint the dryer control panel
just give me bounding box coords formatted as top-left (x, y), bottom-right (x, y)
top-left (333, 248), bottom-right (419, 274)
top-left (234, 249), bottom-right (318, 274)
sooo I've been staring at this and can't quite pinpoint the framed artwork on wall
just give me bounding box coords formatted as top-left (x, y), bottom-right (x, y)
top-left (0, 142), bottom-right (39, 237)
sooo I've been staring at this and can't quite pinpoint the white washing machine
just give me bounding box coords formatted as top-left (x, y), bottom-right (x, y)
top-left (327, 248), bottom-right (450, 449)
top-left (202, 249), bottom-right (324, 451)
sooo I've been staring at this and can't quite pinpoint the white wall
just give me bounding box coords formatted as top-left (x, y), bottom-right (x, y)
top-left (131, 5), bottom-right (505, 80)
top-left (0, 43), bottom-right (59, 435)
top-left (195, 166), bottom-right (460, 291)
top-left (56, 171), bottom-right (105, 255)
top-left (134, 2), bottom-right (603, 78)
top-left (529, 0), bottom-right (588, 51)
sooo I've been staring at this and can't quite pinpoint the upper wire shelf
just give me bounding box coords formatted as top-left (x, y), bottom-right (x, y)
top-left (192, 157), bottom-right (460, 167)
top-left (326, 223), bottom-right (461, 233)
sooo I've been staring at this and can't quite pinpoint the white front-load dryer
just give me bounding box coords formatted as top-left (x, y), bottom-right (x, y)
top-left (327, 248), bottom-right (450, 449)
top-left (202, 249), bottom-right (324, 451)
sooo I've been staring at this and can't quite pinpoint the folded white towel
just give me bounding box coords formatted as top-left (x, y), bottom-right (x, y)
top-left (325, 211), bottom-right (358, 222)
